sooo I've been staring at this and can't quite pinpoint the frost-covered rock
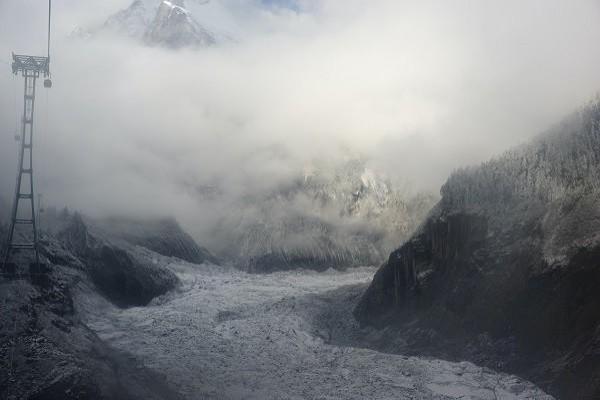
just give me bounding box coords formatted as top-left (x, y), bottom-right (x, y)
top-left (0, 261), bottom-right (188, 399)
top-left (92, 216), bottom-right (219, 265)
top-left (214, 159), bottom-right (436, 272)
top-left (355, 98), bottom-right (600, 399)
top-left (56, 213), bottom-right (181, 307)
top-left (37, 209), bottom-right (217, 307)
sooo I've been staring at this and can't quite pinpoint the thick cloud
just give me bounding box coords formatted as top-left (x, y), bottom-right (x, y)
top-left (1, 0), bottom-right (600, 241)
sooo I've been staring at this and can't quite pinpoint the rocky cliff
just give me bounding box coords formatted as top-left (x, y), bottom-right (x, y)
top-left (355, 99), bottom-right (600, 399)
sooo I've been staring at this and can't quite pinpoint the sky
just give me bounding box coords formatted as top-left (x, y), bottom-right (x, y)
top-left (1, 0), bottom-right (600, 241)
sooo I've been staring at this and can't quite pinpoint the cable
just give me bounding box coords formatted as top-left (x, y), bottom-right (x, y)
top-left (40, 89), bottom-right (50, 237)
top-left (48, 1), bottom-right (52, 61)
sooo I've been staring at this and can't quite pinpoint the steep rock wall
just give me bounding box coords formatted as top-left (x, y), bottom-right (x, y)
top-left (55, 214), bottom-right (181, 307)
top-left (355, 100), bottom-right (600, 399)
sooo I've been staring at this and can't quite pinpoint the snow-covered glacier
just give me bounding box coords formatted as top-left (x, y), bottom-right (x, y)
top-left (81, 261), bottom-right (553, 399)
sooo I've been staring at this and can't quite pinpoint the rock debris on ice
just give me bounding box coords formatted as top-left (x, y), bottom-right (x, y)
top-left (81, 264), bottom-right (553, 399)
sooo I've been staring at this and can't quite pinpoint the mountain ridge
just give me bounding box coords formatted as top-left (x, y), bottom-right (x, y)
top-left (208, 159), bottom-right (437, 272)
top-left (72, 0), bottom-right (227, 48)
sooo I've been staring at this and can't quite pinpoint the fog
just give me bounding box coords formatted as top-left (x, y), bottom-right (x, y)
top-left (1, 0), bottom-right (600, 243)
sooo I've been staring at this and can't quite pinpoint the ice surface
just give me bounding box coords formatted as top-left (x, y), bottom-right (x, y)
top-left (82, 264), bottom-right (553, 399)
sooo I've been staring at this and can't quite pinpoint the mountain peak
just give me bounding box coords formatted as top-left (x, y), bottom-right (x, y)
top-left (75, 0), bottom-right (219, 48)
top-left (145, 0), bottom-right (215, 47)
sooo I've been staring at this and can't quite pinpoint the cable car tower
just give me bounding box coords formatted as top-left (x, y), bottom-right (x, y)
top-left (2, 1), bottom-right (53, 271)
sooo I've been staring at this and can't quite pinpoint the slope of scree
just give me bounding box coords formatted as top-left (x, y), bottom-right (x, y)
top-left (354, 99), bottom-right (600, 399)
top-left (0, 212), bottom-right (207, 399)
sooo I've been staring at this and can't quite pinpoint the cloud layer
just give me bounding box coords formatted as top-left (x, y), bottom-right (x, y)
top-left (1, 0), bottom-right (600, 241)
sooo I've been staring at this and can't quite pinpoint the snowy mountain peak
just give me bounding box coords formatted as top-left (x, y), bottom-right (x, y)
top-left (145, 0), bottom-right (216, 47)
top-left (158, 0), bottom-right (189, 17)
top-left (74, 0), bottom-right (221, 48)
top-left (162, 0), bottom-right (187, 11)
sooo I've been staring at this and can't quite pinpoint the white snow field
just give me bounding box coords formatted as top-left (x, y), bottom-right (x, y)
top-left (80, 263), bottom-right (553, 400)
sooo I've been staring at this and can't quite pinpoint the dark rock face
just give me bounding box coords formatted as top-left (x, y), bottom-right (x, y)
top-left (359, 212), bottom-right (489, 314)
top-left (97, 216), bottom-right (219, 265)
top-left (32, 210), bottom-right (216, 307)
top-left (88, 244), bottom-right (179, 307)
top-left (355, 100), bottom-right (600, 399)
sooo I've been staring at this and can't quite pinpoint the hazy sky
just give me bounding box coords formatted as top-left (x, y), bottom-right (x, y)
top-left (1, 0), bottom-right (600, 237)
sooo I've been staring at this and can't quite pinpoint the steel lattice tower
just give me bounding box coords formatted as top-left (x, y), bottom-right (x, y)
top-left (2, 1), bottom-right (53, 272)
top-left (2, 56), bottom-right (51, 270)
